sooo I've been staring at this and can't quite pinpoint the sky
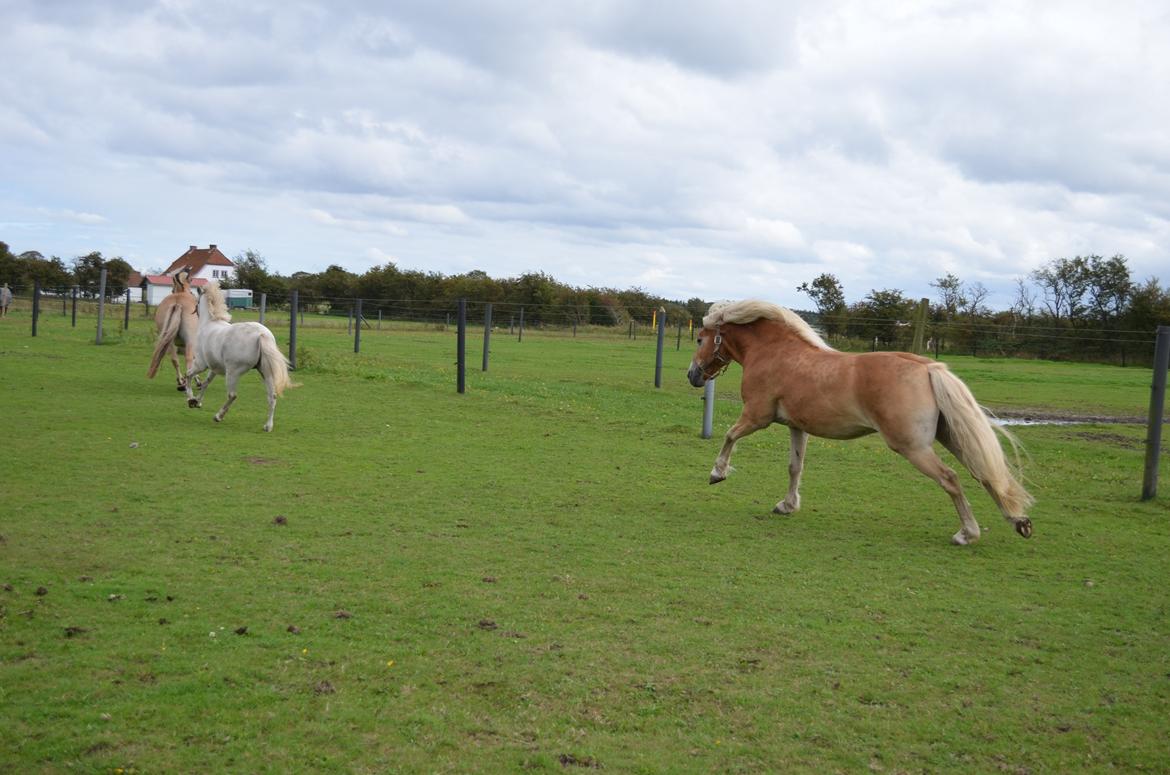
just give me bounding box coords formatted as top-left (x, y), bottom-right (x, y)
top-left (2, 0), bottom-right (1168, 309)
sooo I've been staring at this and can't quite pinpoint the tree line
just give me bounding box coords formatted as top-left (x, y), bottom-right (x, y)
top-left (798, 255), bottom-right (1169, 363)
top-left (3, 240), bottom-right (1167, 361)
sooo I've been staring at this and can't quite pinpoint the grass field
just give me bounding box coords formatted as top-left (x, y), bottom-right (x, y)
top-left (1, 308), bottom-right (1168, 773)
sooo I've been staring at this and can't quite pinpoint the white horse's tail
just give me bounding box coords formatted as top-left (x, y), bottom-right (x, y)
top-left (928, 362), bottom-right (1034, 517)
top-left (258, 331), bottom-right (297, 397)
top-left (147, 304), bottom-right (182, 378)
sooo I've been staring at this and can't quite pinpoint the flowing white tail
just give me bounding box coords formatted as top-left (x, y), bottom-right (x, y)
top-left (928, 363), bottom-right (1034, 520)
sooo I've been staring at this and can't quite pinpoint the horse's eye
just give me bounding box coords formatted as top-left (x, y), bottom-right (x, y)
top-left (697, 337), bottom-right (703, 345)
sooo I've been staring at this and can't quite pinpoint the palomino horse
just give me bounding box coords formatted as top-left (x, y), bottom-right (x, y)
top-left (183, 282), bottom-right (296, 432)
top-left (687, 300), bottom-right (1033, 545)
top-left (147, 267), bottom-right (201, 391)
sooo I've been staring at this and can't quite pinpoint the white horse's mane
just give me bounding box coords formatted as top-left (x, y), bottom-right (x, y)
top-left (703, 299), bottom-right (832, 350)
top-left (203, 282), bottom-right (232, 322)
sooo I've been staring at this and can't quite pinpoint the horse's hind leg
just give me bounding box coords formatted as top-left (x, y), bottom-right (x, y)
top-left (262, 373), bottom-right (278, 432)
top-left (186, 369), bottom-right (214, 408)
top-left (213, 370), bottom-right (241, 424)
top-left (937, 431), bottom-right (1033, 538)
top-left (170, 343), bottom-right (186, 391)
top-left (774, 427), bottom-right (808, 514)
top-left (898, 445), bottom-right (981, 545)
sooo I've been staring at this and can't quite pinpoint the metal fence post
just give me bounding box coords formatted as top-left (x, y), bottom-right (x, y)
top-left (71, 286), bottom-right (78, 327)
top-left (123, 288), bottom-right (131, 330)
top-left (289, 290), bottom-right (298, 370)
top-left (482, 302), bottom-right (492, 371)
top-left (702, 378), bottom-right (716, 439)
top-left (654, 306), bottom-right (666, 388)
top-left (457, 298), bottom-right (467, 393)
top-left (95, 269), bottom-right (107, 344)
top-left (518, 306), bottom-right (524, 342)
top-left (1141, 325), bottom-right (1170, 500)
top-left (354, 298), bottom-right (362, 353)
top-left (31, 280), bottom-right (40, 337)
top-left (259, 292), bottom-right (267, 325)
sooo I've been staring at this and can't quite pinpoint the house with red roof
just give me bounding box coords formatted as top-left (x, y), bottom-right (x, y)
top-left (138, 244), bottom-right (238, 306)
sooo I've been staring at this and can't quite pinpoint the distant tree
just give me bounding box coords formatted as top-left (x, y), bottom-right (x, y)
top-left (960, 281), bottom-right (990, 318)
top-left (72, 251), bottom-right (105, 291)
top-left (1125, 277), bottom-right (1170, 333)
top-left (1031, 256), bottom-right (1091, 324)
top-left (232, 249), bottom-right (286, 298)
top-left (102, 257), bottom-right (134, 296)
top-left (316, 264), bottom-right (358, 301)
top-left (797, 273), bottom-right (845, 313)
top-left (18, 252), bottom-right (71, 289)
top-left (0, 242), bottom-right (21, 286)
top-left (684, 297), bottom-right (709, 325)
top-left (797, 273), bottom-right (847, 335)
top-left (850, 288), bottom-right (912, 346)
top-left (1084, 254), bottom-right (1132, 325)
top-left (930, 273), bottom-right (964, 319)
top-left (1011, 277), bottom-right (1037, 320)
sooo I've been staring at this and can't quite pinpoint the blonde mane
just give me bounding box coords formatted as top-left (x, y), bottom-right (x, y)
top-left (203, 281), bottom-right (232, 322)
top-left (703, 299), bottom-right (831, 350)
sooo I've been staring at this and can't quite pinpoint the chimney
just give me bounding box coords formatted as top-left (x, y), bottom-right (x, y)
top-left (188, 245), bottom-right (197, 251)
top-left (209, 244), bottom-right (217, 250)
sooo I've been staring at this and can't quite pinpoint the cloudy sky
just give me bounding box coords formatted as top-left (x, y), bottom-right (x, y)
top-left (2, 1), bottom-right (1167, 309)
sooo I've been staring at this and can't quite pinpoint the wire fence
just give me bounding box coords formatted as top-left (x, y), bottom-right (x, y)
top-left (3, 284), bottom-right (1166, 367)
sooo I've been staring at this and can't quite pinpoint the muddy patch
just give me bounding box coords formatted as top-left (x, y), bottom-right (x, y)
top-left (1072, 431), bottom-right (1145, 450)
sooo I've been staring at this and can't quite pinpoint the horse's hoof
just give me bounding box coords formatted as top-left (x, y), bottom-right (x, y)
top-left (709, 474), bottom-right (725, 485)
top-left (176, 383), bottom-right (187, 392)
top-left (187, 398), bottom-right (200, 408)
top-left (1015, 518), bottom-right (1033, 538)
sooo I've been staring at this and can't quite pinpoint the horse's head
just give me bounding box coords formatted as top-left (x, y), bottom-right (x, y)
top-left (687, 324), bottom-right (733, 387)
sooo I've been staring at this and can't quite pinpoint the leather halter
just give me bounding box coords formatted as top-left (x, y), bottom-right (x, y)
top-left (698, 327), bottom-right (733, 380)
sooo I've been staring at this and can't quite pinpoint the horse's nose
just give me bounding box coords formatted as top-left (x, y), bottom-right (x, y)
top-left (687, 363), bottom-right (705, 388)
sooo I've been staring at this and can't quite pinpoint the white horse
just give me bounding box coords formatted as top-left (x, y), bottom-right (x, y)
top-left (184, 282), bottom-right (296, 432)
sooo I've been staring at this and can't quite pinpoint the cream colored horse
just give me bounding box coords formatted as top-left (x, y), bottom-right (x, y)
top-left (147, 267), bottom-right (201, 390)
top-left (183, 282), bottom-right (296, 432)
top-left (688, 300), bottom-right (1033, 545)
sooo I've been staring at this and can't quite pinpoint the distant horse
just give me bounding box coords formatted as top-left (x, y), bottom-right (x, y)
top-left (183, 282), bottom-right (296, 432)
top-left (147, 267), bottom-right (201, 390)
top-left (687, 300), bottom-right (1033, 545)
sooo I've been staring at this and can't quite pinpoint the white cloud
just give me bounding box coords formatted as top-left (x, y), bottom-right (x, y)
top-left (1, 0), bottom-right (1168, 309)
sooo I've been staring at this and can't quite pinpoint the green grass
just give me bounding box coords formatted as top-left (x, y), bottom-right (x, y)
top-left (1, 310), bottom-right (1168, 773)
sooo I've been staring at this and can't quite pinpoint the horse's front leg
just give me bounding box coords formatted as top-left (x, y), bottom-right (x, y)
top-left (774, 427), bottom-right (808, 514)
top-left (709, 403), bottom-right (773, 484)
